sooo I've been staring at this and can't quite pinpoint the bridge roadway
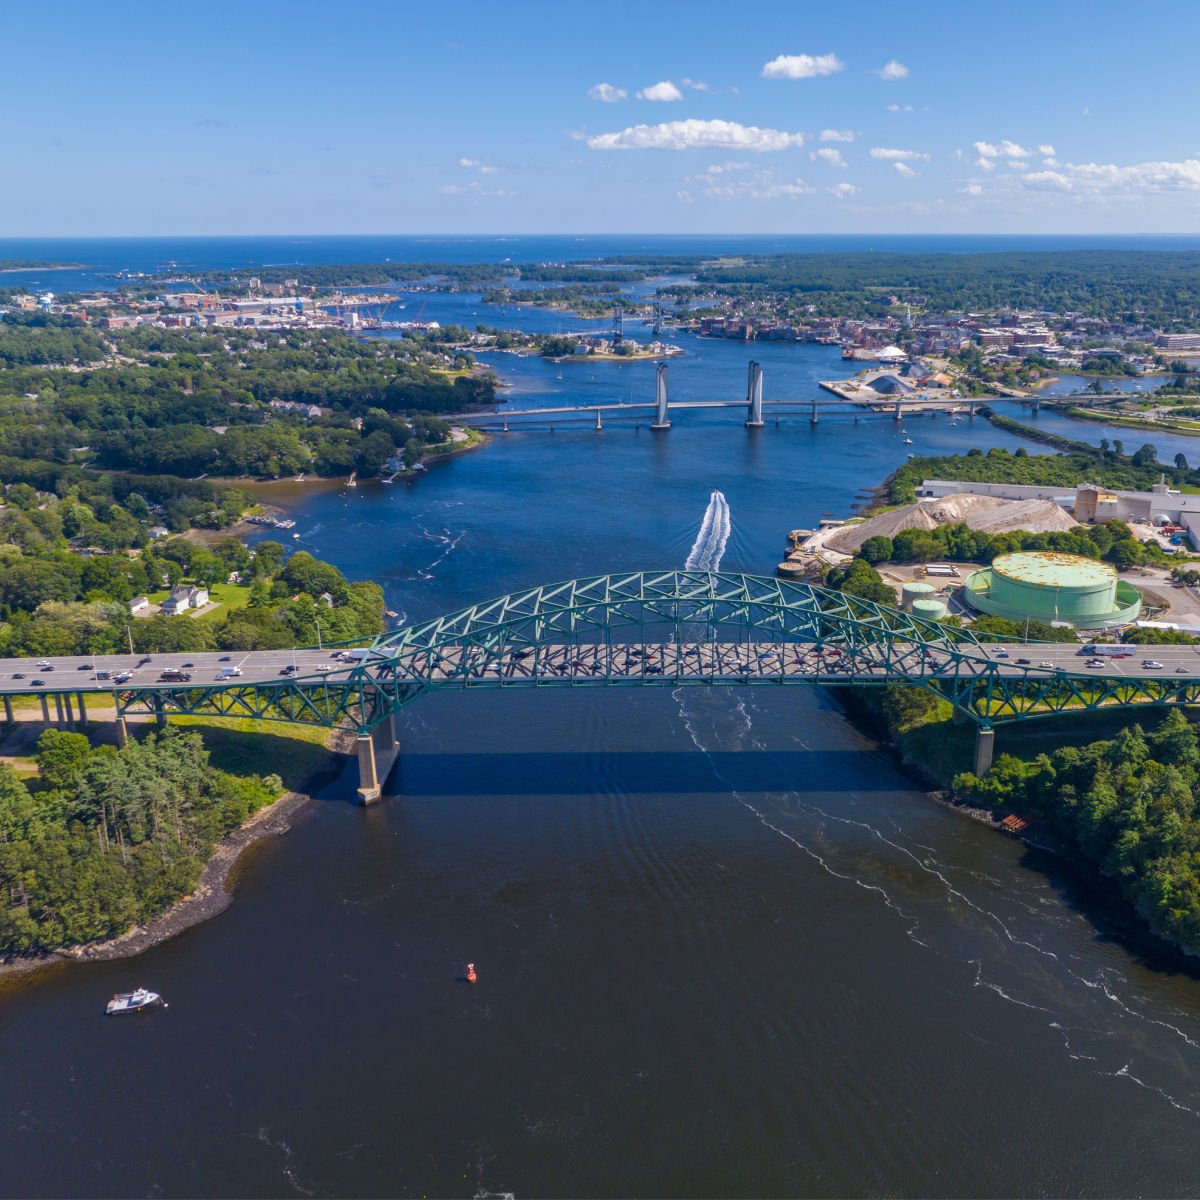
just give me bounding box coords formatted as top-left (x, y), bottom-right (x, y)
top-left (398, 640), bottom-right (1200, 684)
top-left (2, 640), bottom-right (1199, 699)
top-left (444, 399), bottom-right (970, 421)
top-left (5, 638), bottom-right (1200, 799)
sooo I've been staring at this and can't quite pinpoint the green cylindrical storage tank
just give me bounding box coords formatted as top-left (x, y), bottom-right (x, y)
top-left (901, 581), bottom-right (936, 611)
top-left (912, 597), bottom-right (948, 621)
top-left (963, 551), bottom-right (1142, 629)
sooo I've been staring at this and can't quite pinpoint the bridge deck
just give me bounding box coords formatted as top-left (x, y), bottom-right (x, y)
top-left (0, 641), bottom-right (1198, 700)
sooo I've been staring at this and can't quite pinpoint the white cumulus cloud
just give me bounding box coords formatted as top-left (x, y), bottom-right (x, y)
top-left (811, 147), bottom-right (847, 168)
top-left (761, 52), bottom-right (844, 79)
top-left (974, 139), bottom-right (1031, 159)
top-left (869, 146), bottom-right (929, 161)
top-left (439, 181), bottom-right (515, 197)
top-left (457, 157), bottom-right (498, 175)
top-left (1020, 158), bottom-right (1200, 194)
top-left (588, 118), bottom-right (805, 152)
top-left (1037, 144), bottom-right (1056, 156)
top-left (893, 162), bottom-right (918, 177)
top-left (828, 182), bottom-right (859, 199)
top-left (886, 103), bottom-right (915, 112)
top-left (959, 183), bottom-right (984, 195)
top-left (873, 59), bottom-right (909, 80)
top-left (819, 128), bottom-right (856, 142)
top-left (680, 77), bottom-right (713, 92)
top-left (588, 82), bottom-right (627, 102)
top-left (688, 162), bottom-right (815, 199)
top-left (637, 80), bottom-right (684, 102)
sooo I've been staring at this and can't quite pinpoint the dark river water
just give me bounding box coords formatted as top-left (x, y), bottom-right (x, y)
top-left (4, 326), bottom-right (1200, 1198)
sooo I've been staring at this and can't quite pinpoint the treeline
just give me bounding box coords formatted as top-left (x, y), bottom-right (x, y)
top-left (0, 321), bottom-right (491, 480)
top-left (0, 527), bottom-right (385, 657)
top-left (206, 262), bottom-right (513, 289)
top-left (855, 515), bottom-right (1151, 570)
top-left (682, 251), bottom-right (1200, 329)
top-left (954, 711), bottom-right (1200, 952)
top-left (887, 444), bottom-right (1188, 506)
top-left (0, 727), bottom-right (282, 954)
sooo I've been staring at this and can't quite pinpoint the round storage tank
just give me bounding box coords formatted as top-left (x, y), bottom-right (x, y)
top-left (901, 581), bottom-right (936, 611)
top-left (911, 597), bottom-right (948, 621)
top-left (963, 551), bottom-right (1142, 629)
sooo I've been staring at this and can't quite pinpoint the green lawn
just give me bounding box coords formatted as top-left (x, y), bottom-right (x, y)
top-left (169, 716), bottom-right (333, 790)
top-left (143, 581), bottom-right (253, 621)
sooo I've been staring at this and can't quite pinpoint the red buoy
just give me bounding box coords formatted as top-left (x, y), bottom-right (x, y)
top-left (466, 962), bottom-right (477, 983)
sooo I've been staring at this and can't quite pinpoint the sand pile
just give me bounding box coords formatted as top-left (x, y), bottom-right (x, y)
top-left (826, 493), bottom-right (1076, 554)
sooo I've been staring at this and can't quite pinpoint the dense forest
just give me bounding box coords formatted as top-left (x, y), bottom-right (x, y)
top-left (636, 250), bottom-right (1200, 328)
top-left (0, 317), bottom-right (492, 480)
top-left (0, 726), bottom-right (282, 954)
top-left (954, 711), bottom-right (1200, 952)
top-left (0, 484), bottom-right (385, 655)
top-left (887, 443), bottom-right (1186, 505)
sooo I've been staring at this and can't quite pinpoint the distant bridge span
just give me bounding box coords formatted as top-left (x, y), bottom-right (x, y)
top-left (8, 572), bottom-right (1200, 801)
top-left (448, 360), bottom-right (973, 429)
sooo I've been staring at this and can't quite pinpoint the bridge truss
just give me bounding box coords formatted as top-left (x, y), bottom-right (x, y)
top-left (108, 571), bottom-right (1200, 737)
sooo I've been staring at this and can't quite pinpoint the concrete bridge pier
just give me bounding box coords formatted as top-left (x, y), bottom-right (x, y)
top-left (745, 361), bottom-right (764, 428)
top-left (63, 694), bottom-right (75, 730)
top-left (54, 694), bottom-right (65, 727)
top-left (893, 402), bottom-right (903, 421)
top-left (650, 362), bottom-right (670, 430)
top-left (75, 691), bottom-right (88, 728)
top-left (2, 696), bottom-right (12, 726)
top-left (115, 715), bottom-right (128, 749)
top-left (810, 397), bottom-right (819, 426)
top-left (356, 714), bottom-right (401, 805)
top-left (973, 725), bottom-right (995, 776)
top-left (39, 695), bottom-right (50, 725)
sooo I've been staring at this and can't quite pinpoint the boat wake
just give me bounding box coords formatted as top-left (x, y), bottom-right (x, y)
top-left (683, 490), bottom-right (730, 572)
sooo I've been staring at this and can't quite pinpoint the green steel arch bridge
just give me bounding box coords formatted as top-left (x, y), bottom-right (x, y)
top-left (8, 571), bottom-right (1200, 802)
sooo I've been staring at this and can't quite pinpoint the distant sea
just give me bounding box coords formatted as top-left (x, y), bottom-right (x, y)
top-left (5, 233), bottom-right (1200, 293)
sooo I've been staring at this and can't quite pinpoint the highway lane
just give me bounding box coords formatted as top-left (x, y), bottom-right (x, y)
top-left (2, 639), bottom-right (1200, 700)
top-left (0, 647), bottom-right (365, 695)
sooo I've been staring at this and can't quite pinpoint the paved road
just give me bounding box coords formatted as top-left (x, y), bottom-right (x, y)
top-left (0, 647), bottom-right (359, 695)
top-left (2, 639), bottom-right (1198, 699)
top-left (391, 640), bottom-right (1200, 685)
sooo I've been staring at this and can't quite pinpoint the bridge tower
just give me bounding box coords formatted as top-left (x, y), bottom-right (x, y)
top-left (650, 362), bottom-right (671, 430)
top-left (745, 360), bottom-right (764, 428)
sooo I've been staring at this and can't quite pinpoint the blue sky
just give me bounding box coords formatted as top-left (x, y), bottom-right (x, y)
top-left (6, 0), bottom-right (1200, 235)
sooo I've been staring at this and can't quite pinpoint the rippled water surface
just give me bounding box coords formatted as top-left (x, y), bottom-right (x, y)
top-left (4, 324), bottom-right (1200, 1198)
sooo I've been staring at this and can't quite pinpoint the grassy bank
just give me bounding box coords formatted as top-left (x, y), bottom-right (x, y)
top-left (168, 716), bottom-right (333, 790)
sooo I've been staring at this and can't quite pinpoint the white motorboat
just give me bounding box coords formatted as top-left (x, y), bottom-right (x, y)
top-left (105, 987), bottom-right (166, 1015)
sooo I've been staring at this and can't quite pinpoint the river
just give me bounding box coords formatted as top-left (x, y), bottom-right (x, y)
top-left (4, 320), bottom-right (1200, 1198)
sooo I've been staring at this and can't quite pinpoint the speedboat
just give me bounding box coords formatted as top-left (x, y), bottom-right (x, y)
top-left (106, 987), bottom-right (166, 1015)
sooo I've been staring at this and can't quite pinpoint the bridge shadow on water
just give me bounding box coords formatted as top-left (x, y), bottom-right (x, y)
top-left (391, 748), bottom-right (897, 797)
